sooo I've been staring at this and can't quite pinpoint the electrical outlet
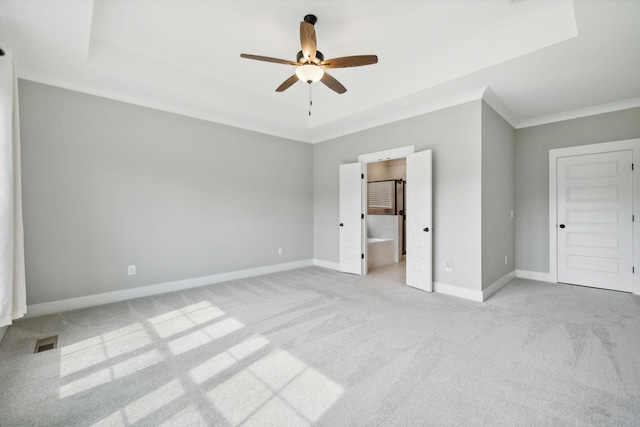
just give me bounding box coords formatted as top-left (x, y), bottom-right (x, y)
top-left (278, 247), bottom-right (283, 255)
top-left (510, 210), bottom-right (514, 218)
top-left (504, 255), bottom-right (508, 265)
top-left (128, 265), bottom-right (136, 275)
top-left (446, 261), bottom-right (453, 272)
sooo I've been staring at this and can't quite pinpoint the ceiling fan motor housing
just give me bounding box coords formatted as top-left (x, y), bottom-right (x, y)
top-left (297, 50), bottom-right (323, 63)
top-left (303, 14), bottom-right (317, 25)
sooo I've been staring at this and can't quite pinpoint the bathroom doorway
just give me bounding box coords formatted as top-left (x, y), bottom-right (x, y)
top-left (339, 146), bottom-right (432, 291)
top-left (366, 158), bottom-right (406, 284)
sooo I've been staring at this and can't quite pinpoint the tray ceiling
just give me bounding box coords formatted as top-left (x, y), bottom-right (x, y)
top-left (1, 0), bottom-right (639, 142)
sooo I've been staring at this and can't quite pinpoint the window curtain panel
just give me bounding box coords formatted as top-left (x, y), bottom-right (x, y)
top-left (0, 50), bottom-right (26, 327)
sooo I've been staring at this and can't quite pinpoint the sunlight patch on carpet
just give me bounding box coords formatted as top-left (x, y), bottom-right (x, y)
top-left (148, 301), bottom-right (225, 338)
top-left (60, 349), bottom-right (164, 398)
top-left (60, 323), bottom-right (152, 377)
top-left (167, 317), bottom-right (244, 355)
top-left (189, 334), bottom-right (269, 385)
top-left (207, 349), bottom-right (344, 425)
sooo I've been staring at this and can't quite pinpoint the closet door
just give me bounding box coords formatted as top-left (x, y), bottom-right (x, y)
top-left (556, 150), bottom-right (633, 292)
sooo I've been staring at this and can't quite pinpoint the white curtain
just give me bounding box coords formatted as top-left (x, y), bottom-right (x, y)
top-left (0, 50), bottom-right (26, 326)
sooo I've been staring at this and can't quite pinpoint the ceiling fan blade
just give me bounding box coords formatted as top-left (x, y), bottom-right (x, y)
top-left (240, 54), bottom-right (299, 66)
top-left (321, 55), bottom-right (378, 69)
top-left (300, 22), bottom-right (317, 63)
top-left (321, 72), bottom-right (347, 94)
top-left (276, 74), bottom-right (299, 92)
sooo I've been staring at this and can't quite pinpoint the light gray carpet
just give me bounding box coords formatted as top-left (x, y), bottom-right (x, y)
top-left (1, 267), bottom-right (639, 426)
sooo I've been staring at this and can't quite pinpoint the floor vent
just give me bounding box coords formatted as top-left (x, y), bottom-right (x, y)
top-left (34, 336), bottom-right (58, 353)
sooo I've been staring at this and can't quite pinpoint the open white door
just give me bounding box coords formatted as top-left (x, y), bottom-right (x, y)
top-left (406, 150), bottom-right (432, 291)
top-left (557, 150), bottom-right (633, 292)
top-left (339, 162), bottom-right (366, 274)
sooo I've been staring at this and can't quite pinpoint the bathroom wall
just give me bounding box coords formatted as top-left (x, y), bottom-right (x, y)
top-left (367, 158), bottom-right (406, 181)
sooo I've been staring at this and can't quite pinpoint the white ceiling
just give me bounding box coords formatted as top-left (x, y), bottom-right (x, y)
top-left (1, 0), bottom-right (639, 143)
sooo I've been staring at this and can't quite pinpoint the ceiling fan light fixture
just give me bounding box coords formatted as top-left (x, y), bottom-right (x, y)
top-left (241, 14), bottom-right (376, 95)
top-left (295, 64), bottom-right (324, 83)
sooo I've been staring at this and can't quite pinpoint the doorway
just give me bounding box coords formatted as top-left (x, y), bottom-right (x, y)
top-left (339, 146), bottom-right (433, 292)
top-left (366, 158), bottom-right (406, 283)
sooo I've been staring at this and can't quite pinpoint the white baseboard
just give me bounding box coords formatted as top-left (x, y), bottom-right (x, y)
top-left (407, 282), bottom-right (433, 293)
top-left (434, 282), bottom-right (483, 302)
top-left (312, 259), bottom-right (340, 271)
top-left (516, 270), bottom-right (553, 283)
top-left (26, 259), bottom-right (314, 318)
top-left (433, 271), bottom-right (516, 302)
top-left (482, 271), bottom-right (516, 301)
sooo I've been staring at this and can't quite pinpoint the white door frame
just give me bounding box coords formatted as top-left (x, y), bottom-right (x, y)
top-left (358, 145), bottom-right (416, 164)
top-left (549, 138), bottom-right (640, 295)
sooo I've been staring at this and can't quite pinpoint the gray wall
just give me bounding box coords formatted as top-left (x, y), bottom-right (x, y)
top-left (314, 101), bottom-right (483, 290)
top-left (481, 102), bottom-right (515, 288)
top-left (19, 80), bottom-right (313, 305)
top-left (515, 107), bottom-right (640, 273)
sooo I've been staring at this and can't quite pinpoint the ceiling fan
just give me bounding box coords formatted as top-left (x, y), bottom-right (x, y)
top-left (240, 14), bottom-right (378, 95)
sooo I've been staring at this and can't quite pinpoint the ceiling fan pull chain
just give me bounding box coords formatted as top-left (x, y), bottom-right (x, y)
top-left (309, 83), bottom-right (312, 116)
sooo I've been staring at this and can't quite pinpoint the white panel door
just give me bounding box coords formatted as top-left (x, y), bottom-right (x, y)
top-left (339, 162), bottom-right (365, 275)
top-left (406, 150), bottom-right (432, 291)
top-left (557, 150), bottom-right (633, 292)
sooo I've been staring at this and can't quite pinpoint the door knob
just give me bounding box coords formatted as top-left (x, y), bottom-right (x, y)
top-left (423, 227), bottom-right (429, 232)
top-left (340, 223), bottom-right (344, 227)
top-left (559, 224), bottom-right (565, 229)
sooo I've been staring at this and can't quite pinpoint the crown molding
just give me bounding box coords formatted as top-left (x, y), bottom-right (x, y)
top-left (481, 87), bottom-right (518, 128)
top-left (22, 72), bottom-right (640, 143)
top-left (516, 97), bottom-right (640, 129)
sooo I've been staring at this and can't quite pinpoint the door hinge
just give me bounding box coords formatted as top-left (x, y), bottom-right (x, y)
top-left (633, 267), bottom-right (635, 274)
top-left (361, 213), bottom-right (364, 219)
top-left (361, 173), bottom-right (364, 179)
top-left (633, 215), bottom-right (635, 222)
top-left (361, 254), bottom-right (365, 259)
